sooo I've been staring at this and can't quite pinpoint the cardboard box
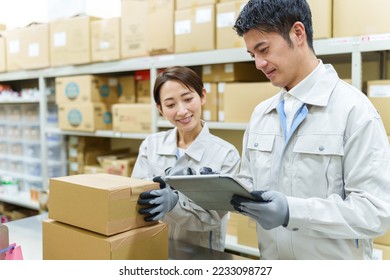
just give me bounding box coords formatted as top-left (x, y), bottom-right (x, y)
top-left (224, 82), bottom-right (279, 122)
top-left (202, 62), bottom-right (266, 82)
top-left (373, 243), bottom-right (390, 260)
top-left (48, 173), bottom-right (159, 235)
top-left (58, 102), bottom-right (112, 132)
top-left (175, 5), bottom-right (215, 53)
top-left (55, 75), bottom-right (119, 104)
top-left (226, 212), bottom-right (240, 236)
top-left (148, 0), bottom-right (175, 55)
top-left (202, 82), bottom-right (218, 121)
top-left (333, 0), bottom-right (390, 38)
top-left (307, 0), bottom-right (332, 39)
top-left (216, 1), bottom-right (247, 49)
top-left (176, 0), bottom-right (217, 10)
top-left (50, 15), bottom-right (99, 67)
top-left (374, 230), bottom-right (390, 247)
top-left (21, 23), bottom-right (50, 69)
top-left (67, 135), bottom-right (110, 147)
top-left (121, 0), bottom-right (149, 58)
top-left (112, 103), bottom-right (152, 133)
top-left (237, 214), bottom-right (258, 248)
top-left (83, 165), bottom-right (105, 174)
top-left (0, 34), bottom-right (5, 72)
top-left (367, 80), bottom-right (390, 134)
top-left (91, 17), bottom-right (120, 63)
top-left (118, 75), bottom-right (136, 103)
top-left (43, 219), bottom-right (168, 260)
top-left (99, 156), bottom-right (137, 177)
top-left (4, 28), bottom-right (23, 71)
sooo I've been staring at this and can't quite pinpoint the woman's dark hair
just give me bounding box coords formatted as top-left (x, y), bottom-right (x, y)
top-left (233, 0), bottom-right (314, 52)
top-left (153, 66), bottom-right (204, 105)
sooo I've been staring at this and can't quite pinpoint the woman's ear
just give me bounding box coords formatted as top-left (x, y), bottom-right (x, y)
top-left (201, 88), bottom-right (207, 106)
top-left (156, 104), bottom-right (163, 115)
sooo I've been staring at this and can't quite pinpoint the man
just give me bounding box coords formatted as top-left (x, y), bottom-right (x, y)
top-left (230, 0), bottom-right (390, 259)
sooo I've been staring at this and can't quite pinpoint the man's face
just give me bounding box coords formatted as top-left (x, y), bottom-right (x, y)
top-left (243, 29), bottom-right (302, 91)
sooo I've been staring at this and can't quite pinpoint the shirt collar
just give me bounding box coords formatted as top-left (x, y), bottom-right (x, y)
top-left (156, 121), bottom-right (209, 162)
top-left (265, 60), bottom-right (339, 114)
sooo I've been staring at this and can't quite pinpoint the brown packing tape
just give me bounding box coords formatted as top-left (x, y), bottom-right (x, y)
top-left (110, 222), bottom-right (168, 250)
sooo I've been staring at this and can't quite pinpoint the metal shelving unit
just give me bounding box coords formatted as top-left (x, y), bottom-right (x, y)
top-left (1, 33), bottom-right (390, 208)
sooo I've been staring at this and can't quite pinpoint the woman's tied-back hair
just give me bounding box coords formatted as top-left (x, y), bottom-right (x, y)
top-left (233, 0), bottom-right (314, 52)
top-left (153, 66), bottom-right (204, 106)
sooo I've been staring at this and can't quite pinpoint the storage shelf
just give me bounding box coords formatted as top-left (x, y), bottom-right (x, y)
top-left (0, 192), bottom-right (39, 210)
top-left (1, 34), bottom-right (390, 206)
top-left (45, 127), bottom-right (149, 140)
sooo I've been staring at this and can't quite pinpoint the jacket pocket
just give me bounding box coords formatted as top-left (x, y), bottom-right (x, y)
top-left (246, 133), bottom-right (276, 190)
top-left (292, 134), bottom-right (344, 198)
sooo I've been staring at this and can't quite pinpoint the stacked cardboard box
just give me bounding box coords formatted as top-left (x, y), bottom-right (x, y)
top-left (366, 80), bottom-right (390, 134)
top-left (56, 75), bottom-right (118, 131)
top-left (66, 136), bottom-right (111, 175)
top-left (43, 173), bottom-right (168, 260)
top-left (373, 230), bottom-right (390, 260)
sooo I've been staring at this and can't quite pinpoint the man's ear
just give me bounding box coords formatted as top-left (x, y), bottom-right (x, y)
top-left (290, 21), bottom-right (306, 46)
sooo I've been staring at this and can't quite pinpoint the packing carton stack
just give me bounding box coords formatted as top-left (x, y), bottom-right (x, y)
top-left (55, 75), bottom-right (119, 132)
top-left (43, 173), bottom-right (168, 260)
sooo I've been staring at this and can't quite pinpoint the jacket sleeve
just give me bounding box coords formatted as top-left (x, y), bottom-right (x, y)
top-left (163, 147), bottom-right (241, 231)
top-left (131, 139), bottom-right (154, 180)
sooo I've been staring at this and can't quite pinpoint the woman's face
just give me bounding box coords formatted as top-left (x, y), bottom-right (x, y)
top-left (158, 80), bottom-right (206, 133)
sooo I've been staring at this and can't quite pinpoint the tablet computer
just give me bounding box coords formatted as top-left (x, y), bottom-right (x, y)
top-left (164, 174), bottom-right (254, 211)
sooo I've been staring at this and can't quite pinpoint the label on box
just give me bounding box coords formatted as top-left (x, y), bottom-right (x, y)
top-left (218, 82), bottom-right (226, 93)
top-left (369, 85), bottom-right (390, 98)
top-left (224, 63), bottom-right (234, 73)
top-left (28, 43), bottom-right (39, 57)
top-left (99, 41), bottom-right (110, 50)
top-left (203, 110), bottom-right (211, 121)
top-left (203, 65), bottom-right (212, 75)
top-left (217, 12), bottom-right (235, 28)
top-left (175, 20), bottom-right (191, 35)
top-left (9, 40), bottom-right (20, 53)
top-left (196, 8), bottom-right (212, 23)
top-left (372, 248), bottom-right (383, 260)
top-left (204, 83), bottom-right (211, 93)
top-left (53, 32), bottom-right (66, 47)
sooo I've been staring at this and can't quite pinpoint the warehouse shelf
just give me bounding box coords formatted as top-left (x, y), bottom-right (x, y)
top-left (0, 192), bottom-right (39, 210)
top-left (1, 34), bottom-right (390, 205)
top-left (45, 127), bottom-right (149, 140)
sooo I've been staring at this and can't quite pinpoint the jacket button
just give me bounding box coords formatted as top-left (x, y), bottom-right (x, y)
top-left (318, 145), bottom-right (324, 151)
top-left (254, 142), bottom-right (259, 147)
top-left (183, 202), bottom-right (186, 206)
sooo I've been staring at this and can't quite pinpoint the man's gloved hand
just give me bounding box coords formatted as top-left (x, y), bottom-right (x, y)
top-left (138, 176), bottom-right (179, 222)
top-left (231, 190), bottom-right (289, 230)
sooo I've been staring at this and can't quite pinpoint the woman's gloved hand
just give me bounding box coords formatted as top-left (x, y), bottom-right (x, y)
top-left (138, 176), bottom-right (179, 222)
top-left (231, 190), bottom-right (289, 230)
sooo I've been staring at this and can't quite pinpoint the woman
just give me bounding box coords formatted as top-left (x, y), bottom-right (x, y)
top-left (131, 66), bottom-right (240, 251)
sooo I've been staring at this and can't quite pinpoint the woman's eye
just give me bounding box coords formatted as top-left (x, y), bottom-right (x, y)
top-left (185, 97), bottom-right (193, 103)
top-left (165, 104), bottom-right (175, 108)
